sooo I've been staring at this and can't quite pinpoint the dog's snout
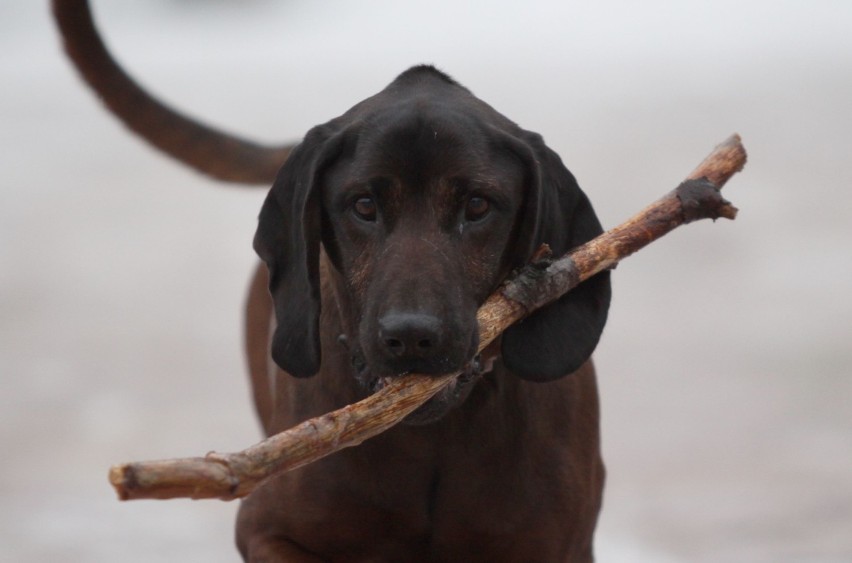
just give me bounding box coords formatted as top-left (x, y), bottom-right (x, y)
top-left (378, 312), bottom-right (442, 359)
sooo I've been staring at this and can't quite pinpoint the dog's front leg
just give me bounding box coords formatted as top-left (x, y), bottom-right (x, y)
top-left (240, 534), bottom-right (326, 563)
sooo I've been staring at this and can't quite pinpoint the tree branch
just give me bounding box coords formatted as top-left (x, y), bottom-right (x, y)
top-left (109, 134), bottom-right (747, 501)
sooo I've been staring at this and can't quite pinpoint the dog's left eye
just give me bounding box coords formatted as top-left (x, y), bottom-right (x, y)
top-left (353, 197), bottom-right (377, 222)
top-left (464, 196), bottom-right (490, 222)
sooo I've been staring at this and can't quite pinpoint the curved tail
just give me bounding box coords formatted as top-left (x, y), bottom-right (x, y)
top-left (52, 0), bottom-right (293, 185)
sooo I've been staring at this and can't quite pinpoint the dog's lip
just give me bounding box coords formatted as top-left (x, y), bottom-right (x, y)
top-left (353, 355), bottom-right (483, 425)
top-left (367, 354), bottom-right (482, 394)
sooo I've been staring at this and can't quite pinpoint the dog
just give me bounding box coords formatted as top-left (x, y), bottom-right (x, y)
top-left (55, 3), bottom-right (611, 561)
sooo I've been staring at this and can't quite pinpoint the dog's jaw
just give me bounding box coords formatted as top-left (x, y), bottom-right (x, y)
top-left (400, 359), bottom-right (484, 425)
top-left (340, 334), bottom-right (484, 425)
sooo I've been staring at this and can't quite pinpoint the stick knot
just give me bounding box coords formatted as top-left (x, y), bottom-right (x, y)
top-left (676, 177), bottom-right (736, 223)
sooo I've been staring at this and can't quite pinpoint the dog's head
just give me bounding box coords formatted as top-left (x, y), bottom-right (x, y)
top-left (254, 66), bottom-right (610, 422)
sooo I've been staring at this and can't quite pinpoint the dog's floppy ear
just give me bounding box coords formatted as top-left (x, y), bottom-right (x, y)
top-left (253, 125), bottom-right (342, 378)
top-left (501, 132), bottom-right (612, 382)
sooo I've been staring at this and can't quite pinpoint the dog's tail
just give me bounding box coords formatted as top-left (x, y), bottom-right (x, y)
top-left (52, 0), bottom-right (293, 185)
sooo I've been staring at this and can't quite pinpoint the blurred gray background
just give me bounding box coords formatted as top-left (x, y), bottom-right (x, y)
top-left (2, 1), bottom-right (851, 561)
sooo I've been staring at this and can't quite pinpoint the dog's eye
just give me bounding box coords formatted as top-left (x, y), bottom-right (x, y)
top-left (353, 197), bottom-right (377, 221)
top-left (464, 196), bottom-right (490, 222)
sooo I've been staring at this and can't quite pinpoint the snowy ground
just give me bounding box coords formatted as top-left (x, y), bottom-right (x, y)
top-left (2, 1), bottom-right (851, 561)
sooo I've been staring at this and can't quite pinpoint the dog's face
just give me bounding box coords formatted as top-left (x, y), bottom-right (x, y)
top-left (319, 107), bottom-right (527, 420)
top-left (254, 66), bottom-right (611, 423)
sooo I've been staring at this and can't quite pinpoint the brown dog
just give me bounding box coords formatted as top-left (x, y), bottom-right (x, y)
top-left (55, 3), bottom-right (611, 561)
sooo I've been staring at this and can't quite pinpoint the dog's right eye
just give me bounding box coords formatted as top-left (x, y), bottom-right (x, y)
top-left (464, 196), bottom-right (490, 222)
top-left (353, 197), bottom-right (377, 222)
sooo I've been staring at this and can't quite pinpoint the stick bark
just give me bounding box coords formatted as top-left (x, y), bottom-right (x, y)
top-left (109, 134), bottom-right (747, 501)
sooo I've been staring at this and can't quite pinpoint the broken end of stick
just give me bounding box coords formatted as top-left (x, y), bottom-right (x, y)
top-left (721, 133), bottom-right (747, 177)
top-left (720, 132), bottom-right (744, 153)
top-left (688, 133), bottom-right (747, 188)
top-left (108, 456), bottom-right (242, 501)
top-left (109, 464), bottom-right (134, 501)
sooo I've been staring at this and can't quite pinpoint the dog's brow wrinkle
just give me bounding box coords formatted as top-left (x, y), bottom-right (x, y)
top-left (420, 236), bottom-right (451, 263)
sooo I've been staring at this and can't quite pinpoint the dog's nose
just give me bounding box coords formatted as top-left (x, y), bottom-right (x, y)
top-left (378, 312), bottom-right (443, 359)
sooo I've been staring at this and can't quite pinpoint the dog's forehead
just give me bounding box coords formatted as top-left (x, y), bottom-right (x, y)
top-left (369, 111), bottom-right (483, 172)
top-left (342, 96), bottom-right (513, 189)
top-left (321, 68), bottom-right (525, 197)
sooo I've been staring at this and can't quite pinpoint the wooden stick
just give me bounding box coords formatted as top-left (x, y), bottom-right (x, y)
top-left (109, 134), bottom-right (747, 501)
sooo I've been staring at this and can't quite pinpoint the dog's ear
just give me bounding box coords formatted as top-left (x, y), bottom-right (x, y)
top-left (500, 132), bottom-right (612, 382)
top-left (253, 125), bottom-right (342, 378)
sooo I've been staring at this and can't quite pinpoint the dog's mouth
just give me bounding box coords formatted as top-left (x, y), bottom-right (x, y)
top-left (348, 346), bottom-right (484, 425)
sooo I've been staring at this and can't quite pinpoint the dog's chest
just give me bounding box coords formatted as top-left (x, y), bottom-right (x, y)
top-left (277, 418), bottom-right (575, 560)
